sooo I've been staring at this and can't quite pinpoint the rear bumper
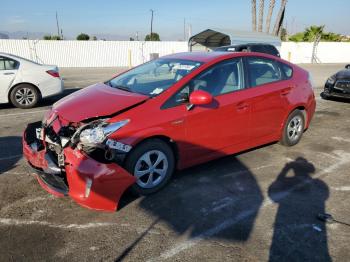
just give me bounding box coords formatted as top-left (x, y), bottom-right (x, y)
top-left (23, 123), bottom-right (136, 212)
top-left (39, 78), bottom-right (64, 98)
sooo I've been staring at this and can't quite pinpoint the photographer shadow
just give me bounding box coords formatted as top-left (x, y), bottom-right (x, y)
top-left (268, 157), bottom-right (330, 262)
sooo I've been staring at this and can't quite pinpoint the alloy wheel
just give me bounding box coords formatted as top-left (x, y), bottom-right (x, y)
top-left (15, 87), bottom-right (36, 106)
top-left (134, 150), bottom-right (169, 189)
top-left (287, 115), bottom-right (303, 142)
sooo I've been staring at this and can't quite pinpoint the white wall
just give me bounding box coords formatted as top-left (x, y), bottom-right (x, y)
top-left (281, 42), bottom-right (350, 64)
top-left (0, 40), bottom-right (349, 67)
top-left (0, 40), bottom-right (188, 67)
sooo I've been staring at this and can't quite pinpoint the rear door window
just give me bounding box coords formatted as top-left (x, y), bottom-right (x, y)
top-left (246, 57), bottom-right (283, 87)
top-left (0, 56), bottom-right (19, 70)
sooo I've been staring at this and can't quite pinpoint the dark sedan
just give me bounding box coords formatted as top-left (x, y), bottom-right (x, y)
top-left (323, 64), bottom-right (350, 99)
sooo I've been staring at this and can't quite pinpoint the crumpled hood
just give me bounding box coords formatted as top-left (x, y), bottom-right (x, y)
top-left (52, 83), bottom-right (149, 122)
top-left (335, 69), bottom-right (350, 80)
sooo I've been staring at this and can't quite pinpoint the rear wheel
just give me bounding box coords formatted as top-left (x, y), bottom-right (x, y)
top-left (280, 110), bottom-right (305, 146)
top-left (125, 139), bottom-right (175, 195)
top-left (10, 84), bottom-right (39, 109)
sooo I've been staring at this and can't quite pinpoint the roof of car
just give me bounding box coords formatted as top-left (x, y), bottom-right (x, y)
top-left (162, 51), bottom-right (240, 63)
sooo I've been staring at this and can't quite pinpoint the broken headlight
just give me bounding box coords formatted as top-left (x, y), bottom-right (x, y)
top-left (79, 119), bottom-right (129, 145)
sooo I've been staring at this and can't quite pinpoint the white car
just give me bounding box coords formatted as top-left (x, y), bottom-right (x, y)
top-left (0, 53), bottom-right (64, 108)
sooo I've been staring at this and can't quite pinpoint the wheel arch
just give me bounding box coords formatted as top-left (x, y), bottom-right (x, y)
top-left (127, 135), bottom-right (179, 168)
top-left (8, 82), bottom-right (42, 102)
top-left (279, 105), bottom-right (307, 139)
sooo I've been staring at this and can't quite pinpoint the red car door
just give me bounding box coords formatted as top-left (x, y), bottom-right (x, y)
top-left (182, 58), bottom-right (252, 164)
top-left (245, 56), bottom-right (291, 144)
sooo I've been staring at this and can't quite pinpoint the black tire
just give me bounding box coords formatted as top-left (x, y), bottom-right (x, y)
top-left (9, 84), bottom-right (39, 109)
top-left (280, 109), bottom-right (305, 147)
top-left (321, 92), bottom-right (330, 100)
top-left (124, 139), bottom-right (175, 195)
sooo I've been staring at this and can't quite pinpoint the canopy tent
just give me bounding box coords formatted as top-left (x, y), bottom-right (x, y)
top-left (188, 29), bottom-right (281, 51)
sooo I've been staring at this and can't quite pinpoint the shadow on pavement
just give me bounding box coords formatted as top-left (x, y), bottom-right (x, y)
top-left (0, 136), bottom-right (22, 175)
top-left (268, 157), bottom-right (330, 262)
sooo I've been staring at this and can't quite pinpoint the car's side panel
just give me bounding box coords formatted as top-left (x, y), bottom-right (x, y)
top-left (249, 81), bottom-right (291, 143)
top-left (183, 90), bottom-right (251, 165)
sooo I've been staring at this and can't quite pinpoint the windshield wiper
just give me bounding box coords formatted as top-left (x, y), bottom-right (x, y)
top-left (115, 85), bottom-right (133, 93)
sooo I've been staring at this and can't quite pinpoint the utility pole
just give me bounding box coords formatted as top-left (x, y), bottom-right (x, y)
top-left (183, 18), bottom-right (186, 41)
top-left (136, 31), bottom-right (139, 41)
top-left (55, 11), bottom-right (60, 38)
top-left (150, 9), bottom-right (154, 41)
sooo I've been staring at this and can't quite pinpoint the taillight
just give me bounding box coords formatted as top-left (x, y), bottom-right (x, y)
top-left (46, 70), bottom-right (60, 78)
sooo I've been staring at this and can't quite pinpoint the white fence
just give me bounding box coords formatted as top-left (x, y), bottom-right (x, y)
top-left (280, 42), bottom-right (350, 64)
top-left (0, 40), bottom-right (188, 67)
top-left (0, 40), bottom-right (349, 67)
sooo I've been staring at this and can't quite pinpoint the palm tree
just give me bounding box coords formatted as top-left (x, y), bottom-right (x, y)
top-left (265, 0), bottom-right (275, 33)
top-left (273, 0), bottom-right (288, 35)
top-left (304, 26), bottom-right (324, 41)
top-left (252, 0), bottom-right (257, 31)
top-left (258, 0), bottom-right (265, 32)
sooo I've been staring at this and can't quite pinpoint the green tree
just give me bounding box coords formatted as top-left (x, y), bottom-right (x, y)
top-left (289, 32), bottom-right (304, 42)
top-left (322, 32), bottom-right (341, 42)
top-left (76, 33), bottom-right (90, 40)
top-left (289, 25), bottom-right (342, 42)
top-left (92, 36), bottom-right (97, 40)
top-left (303, 25), bottom-right (324, 41)
top-left (43, 35), bottom-right (61, 40)
top-left (145, 32), bottom-right (160, 41)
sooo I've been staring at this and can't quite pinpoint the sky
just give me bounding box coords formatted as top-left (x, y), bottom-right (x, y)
top-left (1, 0), bottom-right (350, 40)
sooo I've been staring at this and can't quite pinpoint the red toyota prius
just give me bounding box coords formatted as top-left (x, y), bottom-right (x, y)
top-left (23, 52), bottom-right (316, 211)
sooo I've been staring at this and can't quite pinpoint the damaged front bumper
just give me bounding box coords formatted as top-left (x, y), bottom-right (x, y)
top-left (23, 121), bottom-right (136, 212)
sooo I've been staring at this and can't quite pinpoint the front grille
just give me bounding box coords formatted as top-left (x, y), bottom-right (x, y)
top-left (335, 80), bottom-right (350, 93)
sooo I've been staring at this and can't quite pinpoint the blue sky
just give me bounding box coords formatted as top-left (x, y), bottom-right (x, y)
top-left (1, 0), bottom-right (350, 40)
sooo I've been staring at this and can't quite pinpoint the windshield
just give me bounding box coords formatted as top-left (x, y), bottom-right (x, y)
top-left (106, 58), bottom-right (202, 96)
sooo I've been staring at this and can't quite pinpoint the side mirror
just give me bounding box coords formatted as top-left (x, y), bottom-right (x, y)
top-left (189, 90), bottom-right (213, 106)
top-left (345, 64), bottom-right (350, 69)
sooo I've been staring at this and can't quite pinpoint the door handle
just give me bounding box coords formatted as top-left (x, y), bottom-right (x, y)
top-left (280, 87), bottom-right (292, 96)
top-left (3, 72), bottom-right (15, 75)
top-left (236, 102), bottom-right (249, 111)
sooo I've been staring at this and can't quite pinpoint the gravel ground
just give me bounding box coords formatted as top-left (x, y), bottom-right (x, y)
top-left (0, 64), bottom-right (349, 262)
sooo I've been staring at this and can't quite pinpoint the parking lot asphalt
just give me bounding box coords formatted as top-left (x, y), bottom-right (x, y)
top-left (0, 64), bottom-right (349, 261)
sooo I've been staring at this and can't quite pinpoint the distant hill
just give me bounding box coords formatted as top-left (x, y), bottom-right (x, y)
top-left (0, 31), bottom-right (130, 40)
top-left (0, 33), bottom-right (9, 39)
top-left (0, 31), bottom-right (49, 40)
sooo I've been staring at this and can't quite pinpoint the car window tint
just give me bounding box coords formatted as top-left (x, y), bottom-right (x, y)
top-left (0, 56), bottom-right (18, 70)
top-left (189, 58), bottom-right (244, 96)
top-left (280, 63), bottom-right (293, 78)
top-left (247, 57), bottom-right (282, 87)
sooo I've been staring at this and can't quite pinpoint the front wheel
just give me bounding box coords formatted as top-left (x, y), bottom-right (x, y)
top-left (124, 139), bottom-right (175, 195)
top-left (280, 110), bottom-right (305, 147)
